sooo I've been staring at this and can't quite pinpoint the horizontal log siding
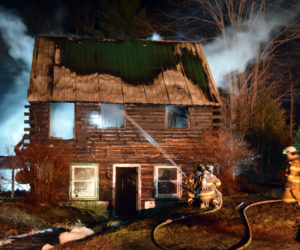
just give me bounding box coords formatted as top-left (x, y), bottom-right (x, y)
top-left (29, 102), bottom-right (50, 141)
top-left (27, 102), bottom-right (221, 204)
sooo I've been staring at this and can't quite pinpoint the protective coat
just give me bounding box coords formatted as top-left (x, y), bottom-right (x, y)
top-left (199, 172), bottom-right (221, 208)
top-left (185, 173), bottom-right (202, 205)
top-left (283, 157), bottom-right (300, 204)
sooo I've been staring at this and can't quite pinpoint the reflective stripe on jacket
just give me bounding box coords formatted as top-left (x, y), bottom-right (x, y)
top-left (287, 159), bottom-right (300, 185)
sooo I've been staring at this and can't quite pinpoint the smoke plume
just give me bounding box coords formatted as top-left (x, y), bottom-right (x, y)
top-left (203, 4), bottom-right (299, 88)
top-left (0, 7), bottom-right (34, 155)
top-left (147, 32), bottom-right (163, 41)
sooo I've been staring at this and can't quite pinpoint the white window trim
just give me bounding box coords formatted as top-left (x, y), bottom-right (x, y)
top-left (70, 163), bottom-right (99, 200)
top-left (154, 164), bottom-right (182, 198)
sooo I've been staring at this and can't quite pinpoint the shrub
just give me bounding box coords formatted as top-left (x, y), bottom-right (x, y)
top-left (197, 130), bottom-right (256, 193)
top-left (294, 125), bottom-right (300, 151)
top-left (15, 136), bottom-right (73, 204)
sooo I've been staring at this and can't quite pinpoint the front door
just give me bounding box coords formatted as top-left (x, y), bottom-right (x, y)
top-left (115, 167), bottom-right (137, 217)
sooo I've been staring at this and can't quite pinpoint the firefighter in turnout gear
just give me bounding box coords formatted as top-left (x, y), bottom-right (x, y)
top-left (185, 165), bottom-right (205, 205)
top-left (199, 164), bottom-right (222, 208)
top-left (282, 146), bottom-right (300, 205)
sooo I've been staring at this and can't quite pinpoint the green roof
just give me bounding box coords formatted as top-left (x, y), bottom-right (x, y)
top-left (57, 39), bottom-right (214, 100)
top-left (59, 40), bottom-right (177, 84)
top-left (28, 36), bottom-right (220, 105)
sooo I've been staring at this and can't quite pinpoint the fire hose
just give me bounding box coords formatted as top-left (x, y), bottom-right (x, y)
top-left (151, 189), bottom-right (223, 250)
top-left (235, 199), bottom-right (283, 250)
top-left (152, 196), bottom-right (285, 249)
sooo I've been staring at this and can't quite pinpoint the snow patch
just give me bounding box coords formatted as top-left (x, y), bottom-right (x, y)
top-left (41, 243), bottom-right (55, 250)
top-left (59, 226), bottom-right (94, 245)
top-left (0, 239), bottom-right (14, 246)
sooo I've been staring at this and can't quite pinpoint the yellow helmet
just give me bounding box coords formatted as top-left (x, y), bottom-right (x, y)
top-left (206, 164), bottom-right (214, 173)
top-left (283, 146), bottom-right (299, 160)
top-left (197, 164), bottom-right (206, 172)
top-left (282, 146), bottom-right (298, 155)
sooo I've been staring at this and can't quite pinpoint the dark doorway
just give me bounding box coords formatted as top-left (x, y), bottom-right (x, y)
top-left (115, 167), bottom-right (137, 217)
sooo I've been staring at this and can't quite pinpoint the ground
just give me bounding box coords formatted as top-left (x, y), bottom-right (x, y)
top-left (0, 197), bottom-right (98, 239)
top-left (0, 188), bottom-right (300, 249)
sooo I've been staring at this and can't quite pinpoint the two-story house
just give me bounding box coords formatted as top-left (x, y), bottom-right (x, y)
top-left (24, 36), bottom-right (222, 217)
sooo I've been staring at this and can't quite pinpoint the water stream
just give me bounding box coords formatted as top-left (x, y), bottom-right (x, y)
top-left (89, 105), bottom-right (187, 177)
top-left (124, 114), bottom-right (187, 177)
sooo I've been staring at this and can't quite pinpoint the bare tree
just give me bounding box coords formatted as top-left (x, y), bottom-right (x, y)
top-left (158, 0), bottom-right (300, 183)
top-left (193, 0), bottom-right (299, 127)
top-left (160, 0), bottom-right (299, 129)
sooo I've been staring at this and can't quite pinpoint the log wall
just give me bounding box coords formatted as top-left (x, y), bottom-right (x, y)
top-left (27, 102), bottom-right (221, 207)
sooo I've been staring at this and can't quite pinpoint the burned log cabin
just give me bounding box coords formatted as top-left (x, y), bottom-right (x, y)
top-left (24, 36), bottom-right (222, 217)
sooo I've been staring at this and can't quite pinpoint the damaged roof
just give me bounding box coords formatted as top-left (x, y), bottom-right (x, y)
top-left (28, 36), bottom-right (221, 106)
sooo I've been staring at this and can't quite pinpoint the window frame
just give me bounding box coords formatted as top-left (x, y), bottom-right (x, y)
top-left (154, 164), bottom-right (182, 198)
top-left (165, 105), bottom-right (190, 129)
top-left (70, 163), bottom-right (99, 201)
top-left (90, 103), bottom-right (126, 129)
top-left (49, 102), bottom-right (75, 139)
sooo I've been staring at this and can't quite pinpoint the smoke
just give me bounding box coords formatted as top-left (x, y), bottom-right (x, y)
top-left (147, 32), bottom-right (163, 41)
top-left (203, 4), bottom-right (299, 88)
top-left (0, 8), bottom-right (34, 155)
top-left (89, 103), bottom-right (125, 129)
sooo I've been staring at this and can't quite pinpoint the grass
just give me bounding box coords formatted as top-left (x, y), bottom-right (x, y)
top-left (1, 190), bottom-right (299, 249)
top-left (0, 199), bottom-right (99, 239)
top-left (53, 191), bottom-right (300, 250)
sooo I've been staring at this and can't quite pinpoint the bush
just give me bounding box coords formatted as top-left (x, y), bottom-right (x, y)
top-left (294, 125), bottom-right (300, 151)
top-left (15, 136), bottom-right (73, 204)
top-left (197, 130), bottom-right (256, 193)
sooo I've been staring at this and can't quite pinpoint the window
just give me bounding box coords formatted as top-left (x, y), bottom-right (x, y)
top-left (155, 165), bottom-right (182, 198)
top-left (50, 102), bottom-right (74, 139)
top-left (90, 103), bottom-right (125, 129)
top-left (166, 106), bottom-right (188, 128)
top-left (70, 163), bottom-right (99, 200)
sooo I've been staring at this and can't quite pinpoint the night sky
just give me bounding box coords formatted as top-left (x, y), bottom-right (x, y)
top-left (0, 0), bottom-right (299, 155)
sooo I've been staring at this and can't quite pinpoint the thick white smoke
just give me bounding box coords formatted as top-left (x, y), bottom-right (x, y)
top-left (0, 8), bottom-right (34, 155)
top-left (203, 5), bottom-right (299, 88)
top-left (147, 32), bottom-right (163, 41)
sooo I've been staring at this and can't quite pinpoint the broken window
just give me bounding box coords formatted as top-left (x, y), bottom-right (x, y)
top-left (50, 102), bottom-right (74, 139)
top-left (166, 106), bottom-right (188, 128)
top-left (155, 165), bottom-right (181, 198)
top-left (90, 103), bottom-right (125, 129)
top-left (70, 163), bottom-right (99, 200)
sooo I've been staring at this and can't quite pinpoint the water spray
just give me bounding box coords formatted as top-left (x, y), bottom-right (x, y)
top-left (89, 105), bottom-right (188, 178)
top-left (124, 114), bottom-right (187, 178)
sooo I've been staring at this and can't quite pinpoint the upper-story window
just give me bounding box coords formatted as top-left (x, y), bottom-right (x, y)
top-left (90, 103), bottom-right (125, 129)
top-left (50, 102), bottom-right (74, 139)
top-left (166, 106), bottom-right (188, 128)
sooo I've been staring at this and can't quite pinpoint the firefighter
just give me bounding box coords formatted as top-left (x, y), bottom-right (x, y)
top-left (185, 165), bottom-right (205, 205)
top-left (282, 146), bottom-right (300, 205)
top-left (199, 164), bottom-right (222, 208)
